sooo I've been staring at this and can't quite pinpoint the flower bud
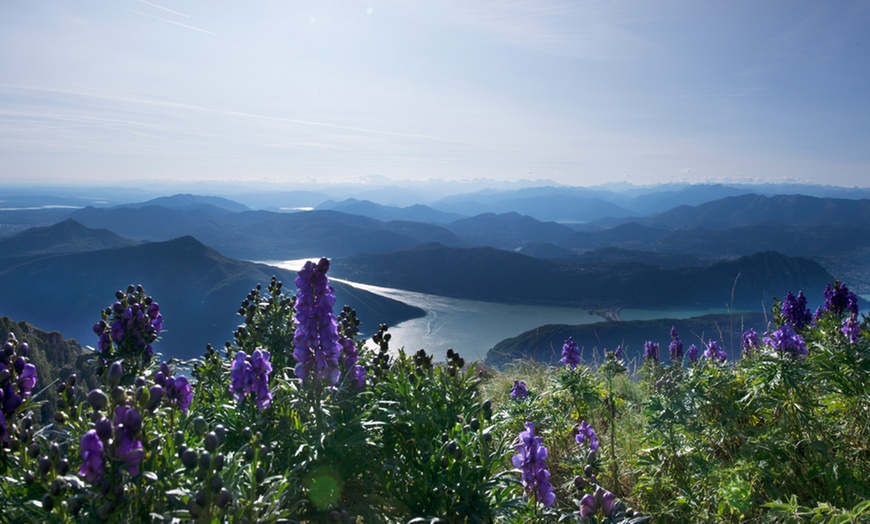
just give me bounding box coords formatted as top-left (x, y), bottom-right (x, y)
top-left (195, 489), bottom-right (208, 507)
top-left (181, 449), bottom-right (198, 469)
top-left (112, 386), bottom-right (126, 404)
top-left (41, 494), bottom-right (54, 512)
top-left (204, 432), bottom-right (218, 453)
top-left (193, 416), bottom-right (208, 436)
top-left (210, 474), bottom-right (223, 493)
top-left (38, 456), bottom-right (51, 475)
top-left (49, 442), bottom-right (61, 462)
top-left (199, 451), bottom-right (211, 472)
top-left (148, 385), bottom-right (164, 410)
top-left (214, 424), bottom-right (227, 445)
top-left (216, 488), bottom-right (230, 508)
top-left (213, 453), bottom-right (224, 471)
top-left (95, 417), bottom-right (113, 441)
top-left (50, 479), bottom-right (62, 496)
top-left (132, 386), bottom-right (148, 408)
top-left (107, 362), bottom-right (123, 389)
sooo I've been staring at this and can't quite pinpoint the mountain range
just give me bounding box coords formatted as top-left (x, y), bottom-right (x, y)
top-left (330, 244), bottom-right (834, 310)
top-left (0, 222), bottom-right (423, 359)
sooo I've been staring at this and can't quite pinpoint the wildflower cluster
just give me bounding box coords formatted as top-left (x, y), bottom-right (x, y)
top-left (643, 340), bottom-right (660, 363)
top-left (668, 326), bottom-right (683, 361)
top-left (782, 291), bottom-right (812, 330)
top-left (93, 284), bottom-right (163, 371)
top-left (613, 344), bottom-right (624, 361)
top-left (512, 422), bottom-right (556, 507)
top-left (703, 339), bottom-right (728, 362)
top-left (579, 486), bottom-right (617, 520)
top-left (1, 333), bottom-right (36, 442)
top-left (561, 336), bottom-right (581, 369)
top-left (230, 348), bottom-right (273, 410)
top-left (763, 324), bottom-right (808, 357)
top-left (576, 420), bottom-right (599, 451)
top-left (821, 281), bottom-right (864, 344)
top-left (79, 369), bottom-right (145, 485)
top-left (153, 361), bottom-right (193, 414)
top-left (742, 328), bottom-right (760, 354)
top-left (511, 379), bottom-right (529, 400)
top-left (293, 258), bottom-right (346, 389)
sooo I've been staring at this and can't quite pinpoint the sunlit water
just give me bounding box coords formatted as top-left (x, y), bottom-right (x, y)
top-left (263, 259), bottom-right (743, 362)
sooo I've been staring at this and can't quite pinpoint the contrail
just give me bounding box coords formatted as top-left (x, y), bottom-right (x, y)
top-left (134, 0), bottom-right (190, 18)
top-left (0, 85), bottom-right (468, 145)
top-left (131, 10), bottom-right (215, 35)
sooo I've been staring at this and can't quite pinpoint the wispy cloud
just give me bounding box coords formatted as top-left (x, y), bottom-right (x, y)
top-left (0, 85), bottom-right (469, 145)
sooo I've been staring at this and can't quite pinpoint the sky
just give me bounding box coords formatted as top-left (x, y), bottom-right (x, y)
top-left (1, 0), bottom-right (869, 189)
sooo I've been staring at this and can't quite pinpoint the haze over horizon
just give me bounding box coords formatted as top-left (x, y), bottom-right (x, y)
top-left (1, 1), bottom-right (869, 189)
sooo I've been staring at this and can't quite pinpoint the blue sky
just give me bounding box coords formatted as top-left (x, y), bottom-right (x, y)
top-left (1, 1), bottom-right (868, 188)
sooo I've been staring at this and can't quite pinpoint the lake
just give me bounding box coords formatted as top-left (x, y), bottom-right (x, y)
top-left (265, 259), bottom-right (740, 362)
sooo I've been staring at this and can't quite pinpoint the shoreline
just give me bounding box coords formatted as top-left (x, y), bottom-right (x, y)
top-left (589, 306), bottom-right (623, 322)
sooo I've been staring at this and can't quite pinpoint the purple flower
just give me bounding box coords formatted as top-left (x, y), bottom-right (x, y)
top-left (78, 429), bottom-right (105, 484)
top-left (561, 337), bottom-right (582, 370)
top-left (782, 291), bottom-right (812, 330)
top-left (763, 325), bottom-right (808, 357)
top-left (824, 282), bottom-right (859, 317)
top-left (340, 337), bottom-right (366, 388)
top-left (169, 375), bottom-right (193, 414)
top-left (2, 384), bottom-right (22, 416)
top-left (576, 420), bottom-right (599, 451)
top-left (643, 341), bottom-right (660, 363)
top-left (580, 493), bottom-right (596, 518)
top-left (703, 340), bottom-right (727, 363)
top-left (229, 349), bottom-right (273, 410)
top-left (512, 422), bottom-right (556, 508)
top-left (742, 329), bottom-right (760, 354)
top-left (841, 314), bottom-right (862, 345)
top-left (613, 344), bottom-right (624, 361)
top-left (510, 380), bottom-right (529, 400)
top-left (155, 362), bottom-right (193, 414)
top-left (17, 363), bottom-right (37, 397)
top-left (669, 326), bottom-right (683, 361)
top-left (599, 488), bottom-right (617, 517)
top-left (579, 487), bottom-right (617, 519)
top-left (93, 288), bottom-right (163, 368)
top-left (113, 406), bottom-right (144, 476)
top-left (293, 259), bottom-right (344, 389)
top-left (687, 344), bottom-right (699, 364)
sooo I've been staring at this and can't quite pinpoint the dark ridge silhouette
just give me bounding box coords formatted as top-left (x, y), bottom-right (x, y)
top-left (331, 244), bottom-right (833, 310)
top-left (0, 236), bottom-right (423, 360)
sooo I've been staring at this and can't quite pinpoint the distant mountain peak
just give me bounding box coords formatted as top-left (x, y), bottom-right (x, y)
top-left (0, 219), bottom-right (136, 257)
top-left (130, 194), bottom-right (250, 212)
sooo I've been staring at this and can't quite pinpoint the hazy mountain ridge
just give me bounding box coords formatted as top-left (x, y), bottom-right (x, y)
top-left (0, 218), bottom-right (137, 258)
top-left (625, 194), bottom-right (870, 230)
top-left (331, 244), bottom-right (833, 310)
top-left (127, 193), bottom-right (251, 212)
top-left (69, 206), bottom-right (464, 259)
top-left (445, 212), bottom-right (577, 249)
top-left (0, 229), bottom-right (424, 360)
top-left (315, 198), bottom-right (464, 223)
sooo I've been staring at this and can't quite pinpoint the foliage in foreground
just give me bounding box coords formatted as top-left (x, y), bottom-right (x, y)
top-left (0, 261), bottom-right (869, 523)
